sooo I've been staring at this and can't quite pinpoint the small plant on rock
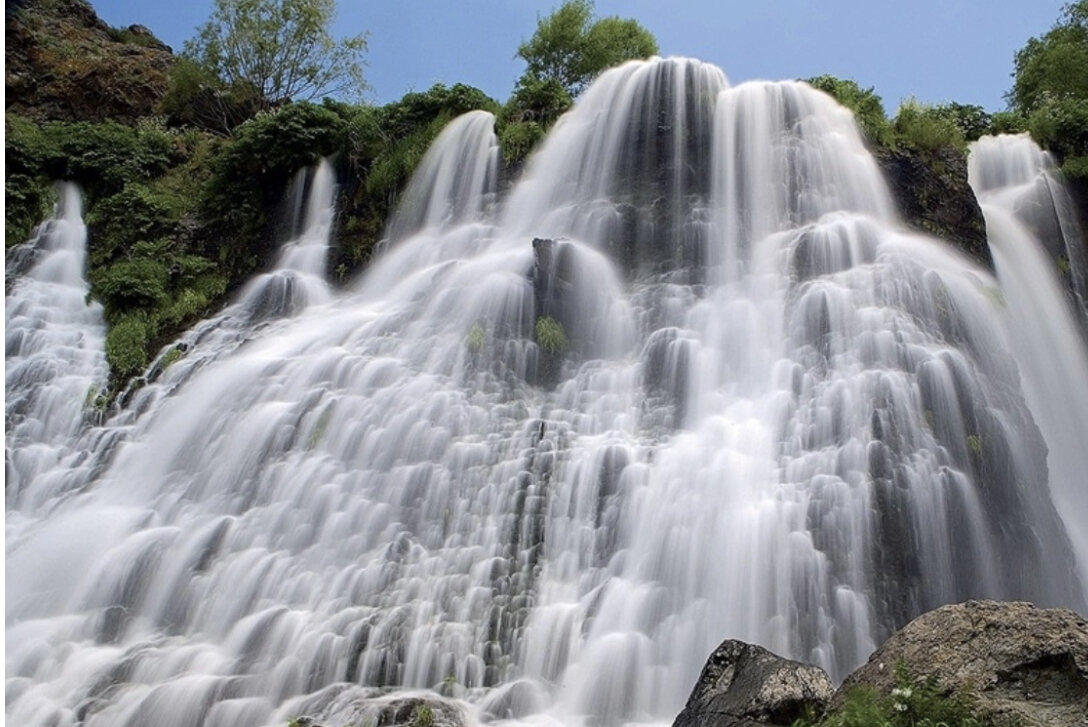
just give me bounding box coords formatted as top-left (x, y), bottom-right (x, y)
top-left (535, 315), bottom-right (567, 354)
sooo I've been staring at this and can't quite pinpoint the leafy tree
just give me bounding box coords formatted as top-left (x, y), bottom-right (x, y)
top-left (1008, 1), bottom-right (1088, 176)
top-left (185, 0), bottom-right (367, 108)
top-left (516, 0), bottom-right (658, 97)
top-left (1009, 0), bottom-right (1088, 114)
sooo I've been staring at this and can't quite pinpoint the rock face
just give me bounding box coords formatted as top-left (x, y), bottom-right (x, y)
top-left (875, 145), bottom-right (991, 267)
top-left (673, 640), bottom-right (834, 727)
top-left (6, 0), bottom-right (173, 123)
top-left (835, 600), bottom-right (1088, 727)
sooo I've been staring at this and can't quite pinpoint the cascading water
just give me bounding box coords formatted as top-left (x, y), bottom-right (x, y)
top-left (6, 59), bottom-right (1087, 727)
top-left (968, 134), bottom-right (1088, 589)
top-left (6, 184), bottom-right (107, 496)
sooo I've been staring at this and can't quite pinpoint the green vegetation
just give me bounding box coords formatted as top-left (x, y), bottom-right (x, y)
top-left (1008, 0), bottom-right (1088, 177)
top-left (794, 665), bottom-right (995, 727)
top-left (535, 316), bottom-right (568, 354)
top-left (516, 0), bottom-right (658, 97)
top-left (500, 0), bottom-right (657, 163)
top-left (185, 0), bottom-right (367, 108)
top-left (893, 99), bottom-right (967, 152)
top-left (410, 704), bottom-right (434, 727)
top-left (466, 322), bottom-right (486, 352)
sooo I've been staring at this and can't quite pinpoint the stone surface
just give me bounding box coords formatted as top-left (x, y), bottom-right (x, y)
top-left (6, 0), bottom-right (173, 123)
top-left (285, 687), bottom-right (468, 727)
top-left (673, 640), bottom-right (834, 727)
top-left (875, 144), bottom-right (991, 267)
top-left (835, 600), bottom-right (1088, 727)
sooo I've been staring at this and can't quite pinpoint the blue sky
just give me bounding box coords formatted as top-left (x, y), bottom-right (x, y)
top-left (89, 0), bottom-right (1067, 112)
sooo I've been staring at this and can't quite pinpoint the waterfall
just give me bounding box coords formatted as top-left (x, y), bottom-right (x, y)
top-left (6, 60), bottom-right (1087, 727)
top-left (5, 184), bottom-right (107, 497)
top-left (968, 134), bottom-right (1088, 589)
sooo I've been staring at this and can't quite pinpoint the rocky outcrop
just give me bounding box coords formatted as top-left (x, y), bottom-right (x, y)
top-left (672, 640), bottom-right (834, 727)
top-left (876, 145), bottom-right (991, 267)
top-left (676, 601), bottom-right (1088, 727)
top-left (6, 0), bottom-right (173, 123)
top-left (836, 600), bottom-right (1088, 727)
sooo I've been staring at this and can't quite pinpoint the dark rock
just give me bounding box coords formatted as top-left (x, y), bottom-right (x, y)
top-left (286, 689), bottom-right (468, 727)
top-left (835, 600), bottom-right (1088, 727)
top-left (673, 640), bottom-right (834, 727)
top-left (6, 0), bottom-right (173, 123)
top-left (875, 145), bottom-right (991, 267)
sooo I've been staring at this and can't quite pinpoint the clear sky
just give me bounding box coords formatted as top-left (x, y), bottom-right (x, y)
top-left (88, 0), bottom-right (1067, 113)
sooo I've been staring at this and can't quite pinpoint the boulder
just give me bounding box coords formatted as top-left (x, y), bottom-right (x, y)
top-left (835, 600), bottom-right (1088, 727)
top-left (673, 640), bottom-right (834, 727)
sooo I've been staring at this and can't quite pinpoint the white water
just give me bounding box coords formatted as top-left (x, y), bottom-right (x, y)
top-left (6, 61), bottom-right (1088, 727)
top-left (6, 184), bottom-right (107, 496)
top-left (968, 135), bottom-right (1088, 588)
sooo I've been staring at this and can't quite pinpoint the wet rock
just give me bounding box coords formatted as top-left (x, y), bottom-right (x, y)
top-left (673, 640), bottom-right (834, 727)
top-left (835, 600), bottom-right (1088, 727)
top-left (875, 145), bottom-right (991, 267)
top-left (286, 690), bottom-right (468, 727)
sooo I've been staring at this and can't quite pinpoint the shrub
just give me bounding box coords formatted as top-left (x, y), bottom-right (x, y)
top-left (106, 315), bottom-right (151, 379)
top-left (535, 316), bottom-right (567, 354)
top-left (893, 99), bottom-right (966, 152)
top-left (93, 257), bottom-right (170, 316)
top-left (499, 121), bottom-right (547, 167)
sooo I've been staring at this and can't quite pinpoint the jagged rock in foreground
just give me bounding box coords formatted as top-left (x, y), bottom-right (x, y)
top-left (675, 601), bottom-right (1088, 727)
top-left (837, 600), bottom-right (1088, 727)
top-left (672, 640), bottom-right (834, 727)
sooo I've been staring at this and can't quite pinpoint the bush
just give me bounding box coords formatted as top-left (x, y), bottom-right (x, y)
top-left (93, 257), bottom-right (170, 315)
top-left (893, 99), bottom-right (966, 152)
top-left (1028, 98), bottom-right (1088, 177)
top-left (928, 102), bottom-right (992, 142)
top-left (535, 316), bottom-right (567, 354)
top-left (988, 111), bottom-right (1029, 135)
top-left (5, 114), bottom-right (59, 246)
top-left (499, 121), bottom-right (547, 167)
top-left (106, 315), bottom-right (151, 379)
top-left (159, 56), bottom-right (262, 135)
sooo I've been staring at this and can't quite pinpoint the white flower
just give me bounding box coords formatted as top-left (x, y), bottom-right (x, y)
top-left (894, 702), bottom-right (908, 712)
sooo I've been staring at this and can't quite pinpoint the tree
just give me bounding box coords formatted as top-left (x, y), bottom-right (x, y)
top-left (1009, 0), bottom-right (1088, 114)
top-left (516, 0), bottom-right (658, 97)
top-left (1008, 1), bottom-right (1088, 177)
top-left (185, 0), bottom-right (367, 108)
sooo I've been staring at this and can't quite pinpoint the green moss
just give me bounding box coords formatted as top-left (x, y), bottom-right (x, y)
top-left (967, 434), bottom-right (983, 457)
top-left (410, 704), bottom-right (434, 727)
top-left (535, 316), bottom-right (567, 354)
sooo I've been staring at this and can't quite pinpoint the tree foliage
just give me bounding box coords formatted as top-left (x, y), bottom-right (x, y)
top-left (516, 0), bottom-right (658, 97)
top-left (185, 0), bottom-right (367, 108)
top-left (1008, 0), bottom-right (1088, 177)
